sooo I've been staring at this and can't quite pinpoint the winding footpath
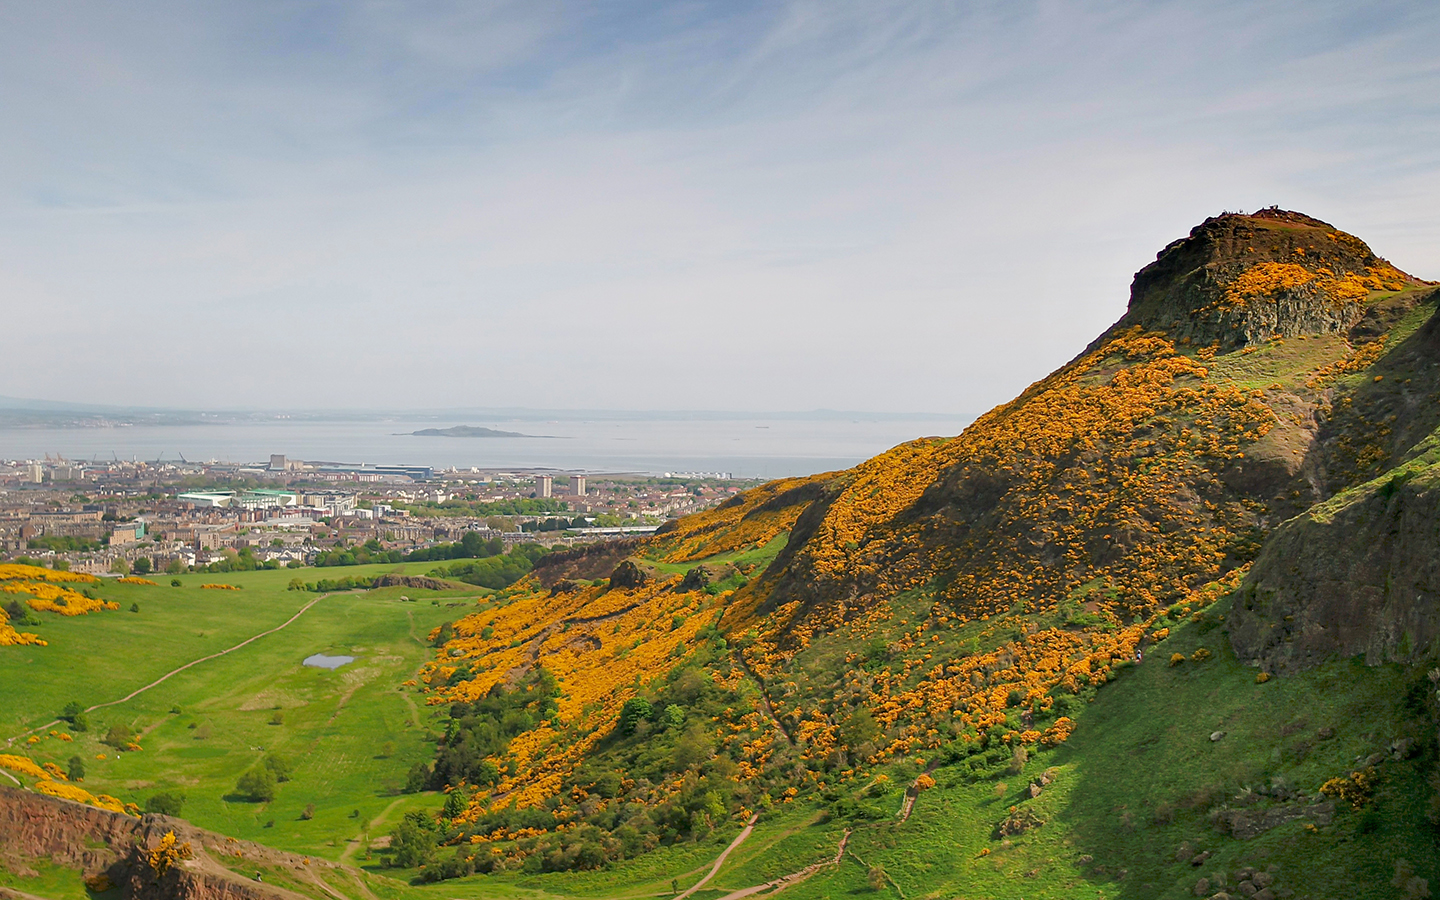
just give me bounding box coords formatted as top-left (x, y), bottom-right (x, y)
top-left (5, 595), bottom-right (329, 747)
top-left (675, 813), bottom-right (761, 900)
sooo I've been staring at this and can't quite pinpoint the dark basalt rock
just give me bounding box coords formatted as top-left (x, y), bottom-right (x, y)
top-left (1114, 208), bottom-right (1403, 349)
top-left (1230, 463), bottom-right (1440, 671)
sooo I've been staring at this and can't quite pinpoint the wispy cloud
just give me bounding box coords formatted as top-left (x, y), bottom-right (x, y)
top-left (0, 1), bottom-right (1437, 412)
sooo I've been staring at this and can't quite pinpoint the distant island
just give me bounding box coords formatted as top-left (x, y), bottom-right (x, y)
top-left (407, 425), bottom-right (552, 438)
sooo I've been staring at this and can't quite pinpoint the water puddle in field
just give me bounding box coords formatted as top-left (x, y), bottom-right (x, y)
top-left (303, 654), bottom-right (356, 669)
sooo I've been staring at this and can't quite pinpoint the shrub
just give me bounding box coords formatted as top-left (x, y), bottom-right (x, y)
top-left (1169, 653), bottom-right (1186, 667)
top-left (103, 724), bottom-right (135, 750)
top-left (1321, 767), bottom-right (1377, 809)
top-left (1191, 647), bottom-right (1212, 663)
top-left (1007, 744), bottom-right (1028, 775)
top-left (300, 803), bottom-right (315, 820)
top-left (67, 755), bottom-right (85, 781)
top-left (867, 865), bottom-right (888, 891)
top-left (1256, 671), bottom-right (1271, 683)
top-left (235, 766), bottom-right (277, 802)
top-left (145, 791), bottom-right (185, 816)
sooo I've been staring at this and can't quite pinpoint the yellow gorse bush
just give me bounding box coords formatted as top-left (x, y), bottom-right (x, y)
top-left (0, 565), bottom-right (99, 584)
top-left (0, 753), bottom-right (49, 779)
top-left (0, 604), bottom-right (45, 647)
top-left (35, 779), bottom-right (131, 814)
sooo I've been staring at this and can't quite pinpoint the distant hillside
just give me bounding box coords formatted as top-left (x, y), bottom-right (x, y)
top-left (408, 425), bottom-right (535, 438)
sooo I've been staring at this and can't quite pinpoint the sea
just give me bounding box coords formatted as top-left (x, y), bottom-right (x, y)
top-left (0, 411), bottom-right (975, 480)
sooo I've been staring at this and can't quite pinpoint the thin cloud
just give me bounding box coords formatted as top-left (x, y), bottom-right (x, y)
top-left (0, 1), bottom-right (1436, 413)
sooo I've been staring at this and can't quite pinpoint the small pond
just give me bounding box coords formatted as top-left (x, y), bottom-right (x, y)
top-left (303, 654), bottom-right (356, 669)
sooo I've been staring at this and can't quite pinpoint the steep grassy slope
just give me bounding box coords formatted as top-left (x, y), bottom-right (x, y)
top-left (390, 209), bottom-right (1440, 896)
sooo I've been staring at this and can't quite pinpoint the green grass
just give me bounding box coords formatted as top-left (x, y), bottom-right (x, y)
top-left (0, 854), bottom-right (101, 900)
top-left (1, 564), bottom-right (476, 861)
top-left (644, 533), bottom-right (790, 577)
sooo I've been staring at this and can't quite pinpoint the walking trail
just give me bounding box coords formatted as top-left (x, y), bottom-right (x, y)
top-left (5, 595), bottom-right (329, 747)
top-left (675, 813), bottom-right (761, 899)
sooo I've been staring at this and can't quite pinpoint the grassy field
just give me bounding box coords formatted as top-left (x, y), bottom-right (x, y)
top-left (1, 563), bottom-right (478, 862)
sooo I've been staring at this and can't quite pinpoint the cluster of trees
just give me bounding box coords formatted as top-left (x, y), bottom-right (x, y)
top-left (520, 517), bottom-right (591, 533)
top-left (404, 668), bottom-right (560, 794)
top-left (314, 538), bottom-right (406, 567)
top-left (290, 574), bottom-right (379, 593)
top-left (233, 754), bottom-right (291, 802)
top-left (198, 547), bottom-right (292, 573)
top-left (27, 536), bottom-right (102, 553)
top-left (398, 659), bottom-right (755, 880)
top-left (399, 498), bottom-right (569, 518)
top-left (59, 701), bottom-right (89, 733)
top-left (427, 544), bottom-right (548, 589)
top-left (402, 531), bottom-right (504, 562)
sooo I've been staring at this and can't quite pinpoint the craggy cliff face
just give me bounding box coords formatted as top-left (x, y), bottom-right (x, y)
top-left (1121, 208), bottom-right (1410, 349)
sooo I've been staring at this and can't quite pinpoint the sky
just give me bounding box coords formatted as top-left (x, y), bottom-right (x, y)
top-left (1, 0), bottom-right (1438, 415)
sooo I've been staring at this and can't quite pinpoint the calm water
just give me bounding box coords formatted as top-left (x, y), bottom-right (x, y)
top-left (303, 654), bottom-right (355, 669)
top-left (0, 413), bottom-right (973, 479)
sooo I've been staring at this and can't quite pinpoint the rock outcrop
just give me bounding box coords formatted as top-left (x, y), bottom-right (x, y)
top-left (0, 785), bottom-right (339, 900)
top-left (370, 574), bottom-right (466, 591)
top-left (1229, 463), bottom-right (1440, 671)
top-left (1116, 208), bottom-right (1412, 349)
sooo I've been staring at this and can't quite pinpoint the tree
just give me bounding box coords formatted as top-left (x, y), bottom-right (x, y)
top-left (443, 787), bottom-right (469, 820)
top-left (659, 704), bottom-right (686, 730)
top-left (67, 756), bottom-right (85, 781)
top-left (104, 724), bottom-right (136, 749)
top-left (133, 557), bottom-right (153, 575)
top-left (388, 813), bottom-right (437, 868)
top-left (404, 762), bottom-right (431, 794)
top-left (145, 791), bottom-right (185, 816)
top-left (166, 559), bottom-right (185, 575)
top-left (110, 558), bottom-right (131, 575)
top-left (261, 753), bottom-right (291, 782)
top-left (620, 699), bottom-right (652, 736)
top-left (60, 702), bottom-right (89, 733)
top-left (235, 766), bottom-right (277, 802)
top-left (1008, 743), bottom-right (1028, 776)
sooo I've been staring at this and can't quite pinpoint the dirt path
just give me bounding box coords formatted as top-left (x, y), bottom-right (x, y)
top-left (0, 885), bottom-right (62, 900)
top-left (709, 828), bottom-right (851, 900)
top-left (895, 760), bottom-right (941, 823)
top-left (675, 813), bottom-right (760, 899)
top-left (5, 595), bottom-right (329, 747)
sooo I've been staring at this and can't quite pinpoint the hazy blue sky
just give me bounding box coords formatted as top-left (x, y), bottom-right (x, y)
top-left (2, 1), bottom-right (1438, 413)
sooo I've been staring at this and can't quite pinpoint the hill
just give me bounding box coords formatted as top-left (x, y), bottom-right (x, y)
top-left (405, 209), bottom-right (1440, 897)
top-left (4, 208), bottom-right (1440, 900)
